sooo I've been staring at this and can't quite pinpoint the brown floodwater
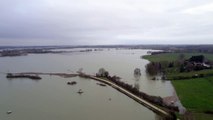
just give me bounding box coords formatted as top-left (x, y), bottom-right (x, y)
top-left (0, 48), bottom-right (174, 120)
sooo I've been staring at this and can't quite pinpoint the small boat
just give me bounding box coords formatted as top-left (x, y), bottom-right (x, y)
top-left (96, 83), bottom-right (107, 87)
top-left (77, 89), bottom-right (83, 94)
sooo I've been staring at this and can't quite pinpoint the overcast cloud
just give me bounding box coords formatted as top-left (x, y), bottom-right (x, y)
top-left (0, 0), bottom-right (213, 45)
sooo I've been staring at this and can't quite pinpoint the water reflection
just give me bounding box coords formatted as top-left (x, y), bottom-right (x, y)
top-left (134, 81), bottom-right (140, 90)
top-left (134, 68), bottom-right (140, 90)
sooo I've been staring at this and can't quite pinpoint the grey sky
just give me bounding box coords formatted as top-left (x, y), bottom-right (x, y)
top-left (0, 0), bottom-right (213, 45)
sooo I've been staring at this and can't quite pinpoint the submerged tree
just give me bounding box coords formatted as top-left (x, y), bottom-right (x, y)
top-left (189, 55), bottom-right (205, 63)
top-left (134, 68), bottom-right (141, 76)
top-left (96, 68), bottom-right (109, 77)
top-left (146, 62), bottom-right (161, 75)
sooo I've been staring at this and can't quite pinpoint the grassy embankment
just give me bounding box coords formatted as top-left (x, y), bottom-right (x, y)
top-left (143, 53), bottom-right (213, 119)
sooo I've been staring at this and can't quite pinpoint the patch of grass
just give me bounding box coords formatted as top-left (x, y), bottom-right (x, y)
top-left (178, 112), bottom-right (213, 120)
top-left (143, 53), bottom-right (213, 62)
top-left (191, 112), bottom-right (213, 120)
top-left (167, 69), bottom-right (213, 80)
top-left (172, 77), bottom-right (213, 112)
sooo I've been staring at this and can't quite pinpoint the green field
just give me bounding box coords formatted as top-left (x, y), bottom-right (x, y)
top-left (178, 112), bottom-right (213, 120)
top-left (191, 112), bottom-right (213, 120)
top-left (167, 69), bottom-right (213, 80)
top-left (143, 52), bottom-right (213, 119)
top-left (172, 77), bottom-right (213, 120)
top-left (143, 53), bottom-right (213, 62)
top-left (172, 77), bottom-right (213, 112)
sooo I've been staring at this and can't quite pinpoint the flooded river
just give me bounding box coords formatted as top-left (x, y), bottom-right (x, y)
top-left (0, 48), bottom-right (174, 120)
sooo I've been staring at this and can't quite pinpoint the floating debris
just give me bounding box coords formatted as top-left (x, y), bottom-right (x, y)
top-left (96, 83), bottom-right (107, 87)
top-left (7, 110), bottom-right (12, 114)
top-left (67, 81), bottom-right (77, 85)
top-left (77, 89), bottom-right (83, 94)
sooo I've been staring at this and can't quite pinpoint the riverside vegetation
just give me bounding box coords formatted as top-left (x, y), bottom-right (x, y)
top-left (143, 52), bottom-right (213, 120)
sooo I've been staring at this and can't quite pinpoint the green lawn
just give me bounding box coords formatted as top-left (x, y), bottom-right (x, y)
top-left (167, 69), bottom-right (213, 80)
top-left (172, 77), bottom-right (213, 112)
top-left (178, 112), bottom-right (213, 120)
top-left (191, 112), bottom-right (213, 120)
top-left (143, 53), bottom-right (213, 62)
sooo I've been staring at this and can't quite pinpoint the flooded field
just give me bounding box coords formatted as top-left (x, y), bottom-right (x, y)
top-left (0, 48), bottom-right (174, 120)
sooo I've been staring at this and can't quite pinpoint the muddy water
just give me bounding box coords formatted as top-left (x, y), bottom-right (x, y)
top-left (0, 49), bottom-right (173, 120)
